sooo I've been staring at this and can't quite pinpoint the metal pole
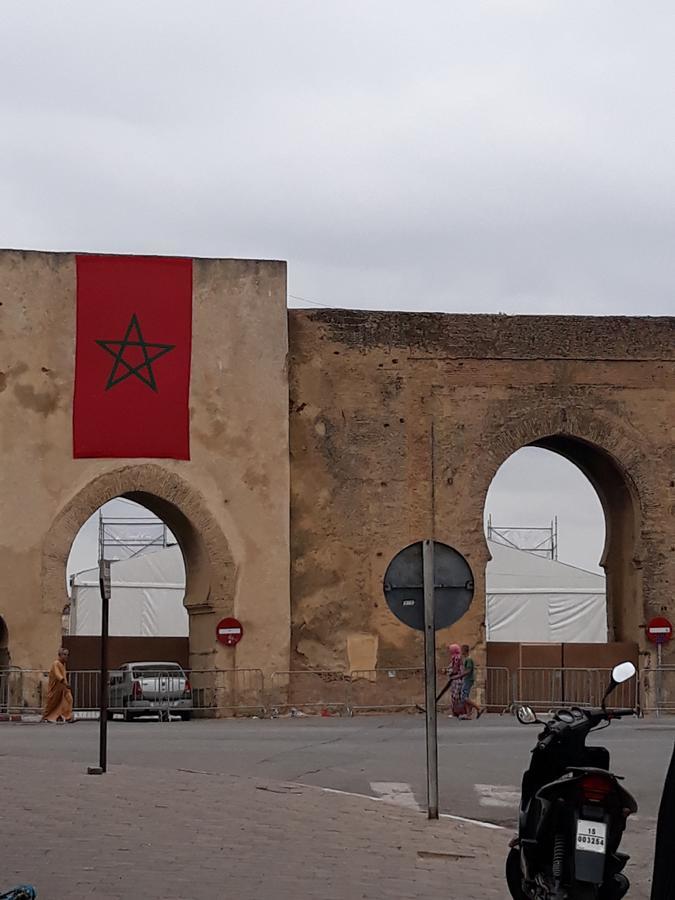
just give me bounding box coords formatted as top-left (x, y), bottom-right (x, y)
top-left (88, 559), bottom-right (110, 775)
top-left (99, 581), bottom-right (109, 771)
top-left (422, 538), bottom-right (439, 819)
top-left (657, 643), bottom-right (663, 719)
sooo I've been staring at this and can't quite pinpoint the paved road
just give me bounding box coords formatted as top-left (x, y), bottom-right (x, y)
top-left (2, 714), bottom-right (667, 897)
top-left (1, 714), bottom-right (672, 826)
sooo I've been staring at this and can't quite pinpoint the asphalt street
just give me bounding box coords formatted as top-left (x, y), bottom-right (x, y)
top-left (1, 714), bottom-right (672, 828)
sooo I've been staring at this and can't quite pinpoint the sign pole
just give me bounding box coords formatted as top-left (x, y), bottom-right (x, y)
top-left (646, 618), bottom-right (672, 719)
top-left (657, 642), bottom-right (663, 719)
top-left (89, 559), bottom-right (110, 775)
top-left (422, 539), bottom-right (439, 820)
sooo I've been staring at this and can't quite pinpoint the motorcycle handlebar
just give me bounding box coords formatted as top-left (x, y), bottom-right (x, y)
top-left (606, 708), bottom-right (637, 718)
top-left (536, 707), bottom-right (636, 749)
top-left (537, 731), bottom-right (558, 750)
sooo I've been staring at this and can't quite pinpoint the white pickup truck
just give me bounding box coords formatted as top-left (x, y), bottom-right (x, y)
top-left (108, 661), bottom-right (192, 721)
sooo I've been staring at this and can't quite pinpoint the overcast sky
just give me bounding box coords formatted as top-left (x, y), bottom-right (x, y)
top-left (3, 2), bottom-right (662, 578)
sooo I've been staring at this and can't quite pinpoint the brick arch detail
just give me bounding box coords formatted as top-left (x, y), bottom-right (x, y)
top-left (41, 465), bottom-right (236, 623)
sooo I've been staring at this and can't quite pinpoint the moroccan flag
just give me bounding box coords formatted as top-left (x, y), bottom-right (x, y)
top-left (73, 254), bottom-right (192, 459)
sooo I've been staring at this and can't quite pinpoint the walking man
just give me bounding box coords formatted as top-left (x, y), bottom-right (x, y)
top-left (42, 648), bottom-right (75, 723)
top-left (460, 644), bottom-right (483, 719)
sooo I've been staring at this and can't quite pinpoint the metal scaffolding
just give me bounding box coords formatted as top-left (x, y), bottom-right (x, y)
top-left (486, 514), bottom-right (558, 560)
top-left (97, 503), bottom-right (177, 562)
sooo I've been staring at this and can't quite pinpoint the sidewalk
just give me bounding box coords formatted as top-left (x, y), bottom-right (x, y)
top-left (0, 753), bottom-right (508, 900)
top-left (0, 750), bottom-right (655, 900)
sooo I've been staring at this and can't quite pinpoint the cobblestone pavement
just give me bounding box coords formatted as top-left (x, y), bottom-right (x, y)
top-left (0, 753), bottom-right (513, 900)
top-left (0, 720), bottom-right (657, 899)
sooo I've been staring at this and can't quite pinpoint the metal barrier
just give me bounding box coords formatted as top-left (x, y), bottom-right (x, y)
top-left (515, 667), bottom-right (639, 711)
top-left (0, 669), bottom-right (103, 719)
top-left (484, 666), bottom-right (512, 712)
top-left (0, 667), bottom-right (24, 714)
top-left (0, 663), bottom-right (659, 720)
top-left (0, 667), bottom-right (265, 720)
top-left (268, 670), bottom-right (349, 715)
top-left (348, 666), bottom-right (512, 714)
top-left (349, 667), bottom-right (425, 713)
top-left (189, 668), bottom-right (265, 717)
top-left (640, 665), bottom-right (675, 715)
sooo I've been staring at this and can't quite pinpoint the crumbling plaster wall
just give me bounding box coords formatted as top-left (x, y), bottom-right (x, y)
top-left (288, 310), bottom-right (674, 675)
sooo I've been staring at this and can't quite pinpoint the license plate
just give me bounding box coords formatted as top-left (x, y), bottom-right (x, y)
top-left (576, 819), bottom-right (607, 854)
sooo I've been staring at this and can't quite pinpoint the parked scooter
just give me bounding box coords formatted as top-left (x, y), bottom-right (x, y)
top-left (507, 662), bottom-right (638, 900)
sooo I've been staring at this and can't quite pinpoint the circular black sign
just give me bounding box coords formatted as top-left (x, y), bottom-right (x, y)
top-left (383, 541), bottom-right (474, 632)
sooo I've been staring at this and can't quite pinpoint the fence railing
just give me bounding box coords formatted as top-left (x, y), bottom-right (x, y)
top-left (0, 667), bottom-right (266, 719)
top-left (640, 665), bottom-right (675, 714)
top-left (190, 668), bottom-right (265, 716)
top-left (349, 667), bottom-right (425, 713)
top-left (268, 670), bottom-right (350, 715)
top-left (0, 663), bottom-right (666, 719)
top-left (515, 667), bottom-right (639, 711)
top-left (346, 666), bottom-right (512, 714)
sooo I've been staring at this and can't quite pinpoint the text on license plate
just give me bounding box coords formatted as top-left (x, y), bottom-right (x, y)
top-left (576, 819), bottom-right (607, 854)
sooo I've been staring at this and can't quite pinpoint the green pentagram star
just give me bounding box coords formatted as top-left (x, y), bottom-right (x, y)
top-left (96, 313), bottom-right (175, 392)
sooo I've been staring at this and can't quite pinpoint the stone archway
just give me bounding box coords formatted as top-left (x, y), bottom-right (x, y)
top-left (474, 408), bottom-right (645, 645)
top-left (42, 464), bottom-right (236, 670)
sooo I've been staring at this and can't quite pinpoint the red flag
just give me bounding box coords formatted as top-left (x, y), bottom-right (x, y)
top-left (73, 254), bottom-right (192, 459)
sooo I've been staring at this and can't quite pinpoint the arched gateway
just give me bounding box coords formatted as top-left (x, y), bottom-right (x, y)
top-left (1, 251), bottom-right (673, 703)
top-left (1, 252), bottom-right (290, 679)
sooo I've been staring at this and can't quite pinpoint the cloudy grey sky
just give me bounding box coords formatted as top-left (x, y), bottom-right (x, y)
top-left (3, 2), bottom-right (664, 576)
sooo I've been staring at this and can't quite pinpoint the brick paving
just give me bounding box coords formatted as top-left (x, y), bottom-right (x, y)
top-left (0, 752), bottom-right (510, 900)
top-left (0, 750), bottom-right (655, 899)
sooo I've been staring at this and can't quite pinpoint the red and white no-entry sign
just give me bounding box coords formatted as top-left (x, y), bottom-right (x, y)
top-left (216, 617), bottom-right (243, 647)
top-left (646, 617), bottom-right (673, 645)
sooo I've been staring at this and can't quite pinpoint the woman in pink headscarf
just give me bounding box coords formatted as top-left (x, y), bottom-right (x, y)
top-left (447, 643), bottom-right (467, 718)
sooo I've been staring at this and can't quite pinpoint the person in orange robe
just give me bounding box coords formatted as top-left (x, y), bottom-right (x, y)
top-left (42, 648), bottom-right (74, 723)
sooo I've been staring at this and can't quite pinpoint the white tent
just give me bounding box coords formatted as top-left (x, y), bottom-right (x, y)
top-left (486, 539), bottom-right (606, 643)
top-left (70, 545), bottom-right (188, 637)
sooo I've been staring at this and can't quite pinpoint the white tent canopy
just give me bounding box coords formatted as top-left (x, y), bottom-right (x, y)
top-left (70, 545), bottom-right (188, 637)
top-left (486, 539), bottom-right (606, 643)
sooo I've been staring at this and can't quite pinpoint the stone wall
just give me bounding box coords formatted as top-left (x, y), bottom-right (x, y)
top-left (0, 251), bottom-right (291, 676)
top-left (1, 249), bottom-right (672, 689)
top-left (288, 310), bottom-right (674, 675)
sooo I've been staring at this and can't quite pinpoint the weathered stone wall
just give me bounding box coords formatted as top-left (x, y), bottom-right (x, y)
top-left (1, 249), bottom-right (673, 693)
top-left (288, 310), bottom-right (674, 675)
top-left (0, 251), bottom-right (291, 676)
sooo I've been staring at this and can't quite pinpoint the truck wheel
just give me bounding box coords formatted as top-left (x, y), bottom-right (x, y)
top-left (179, 711), bottom-right (192, 721)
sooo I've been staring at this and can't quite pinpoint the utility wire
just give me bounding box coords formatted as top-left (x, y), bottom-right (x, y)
top-left (289, 292), bottom-right (370, 311)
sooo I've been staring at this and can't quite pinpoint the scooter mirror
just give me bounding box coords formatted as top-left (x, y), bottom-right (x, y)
top-left (612, 661), bottom-right (636, 685)
top-left (516, 705), bottom-right (537, 724)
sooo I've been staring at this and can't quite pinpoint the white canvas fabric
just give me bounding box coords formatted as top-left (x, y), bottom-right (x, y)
top-left (70, 545), bottom-right (188, 637)
top-left (485, 540), bottom-right (606, 643)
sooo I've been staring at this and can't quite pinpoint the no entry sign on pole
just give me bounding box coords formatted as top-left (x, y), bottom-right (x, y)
top-left (647, 617), bottom-right (673, 645)
top-left (216, 617), bottom-right (243, 647)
